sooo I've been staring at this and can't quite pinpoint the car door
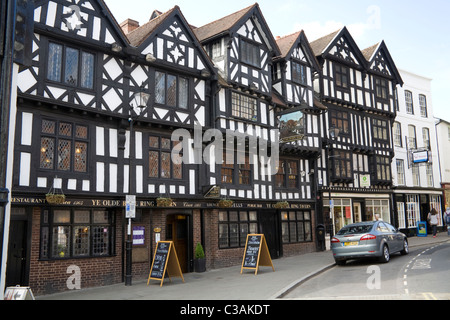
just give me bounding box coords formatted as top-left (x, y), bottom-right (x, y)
top-left (385, 222), bottom-right (403, 252)
top-left (377, 222), bottom-right (394, 251)
top-left (381, 222), bottom-right (400, 252)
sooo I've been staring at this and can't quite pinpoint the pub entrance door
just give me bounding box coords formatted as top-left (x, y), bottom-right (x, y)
top-left (166, 214), bottom-right (192, 273)
top-left (258, 210), bottom-right (281, 259)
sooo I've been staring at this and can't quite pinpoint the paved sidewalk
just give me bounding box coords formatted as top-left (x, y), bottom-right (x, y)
top-left (37, 232), bottom-right (449, 300)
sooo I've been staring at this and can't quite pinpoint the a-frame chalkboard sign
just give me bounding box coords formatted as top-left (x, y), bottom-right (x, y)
top-left (241, 234), bottom-right (275, 275)
top-left (147, 241), bottom-right (185, 287)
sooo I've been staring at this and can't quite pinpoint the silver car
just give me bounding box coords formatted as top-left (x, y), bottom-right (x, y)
top-left (331, 221), bottom-right (409, 265)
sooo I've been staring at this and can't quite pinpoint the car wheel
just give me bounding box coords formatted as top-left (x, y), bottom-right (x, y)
top-left (379, 244), bottom-right (390, 263)
top-left (335, 259), bottom-right (346, 266)
top-left (400, 239), bottom-right (409, 255)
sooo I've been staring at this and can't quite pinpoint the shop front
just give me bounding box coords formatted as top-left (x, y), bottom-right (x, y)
top-left (393, 190), bottom-right (444, 236)
top-left (323, 192), bottom-right (392, 235)
top-left (7, 195), bottom-right (319, 295)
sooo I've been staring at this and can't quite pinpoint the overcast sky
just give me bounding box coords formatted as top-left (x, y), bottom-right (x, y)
top-left (104, 0), bottom-right (450, 121)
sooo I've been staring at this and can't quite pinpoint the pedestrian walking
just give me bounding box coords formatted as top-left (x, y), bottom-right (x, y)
top-left (444, 207), bottom-right (450, 234)
top-left (427, 208), bottom-right (439, 238)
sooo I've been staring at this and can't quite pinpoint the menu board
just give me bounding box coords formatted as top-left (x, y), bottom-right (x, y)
top-left (147, 241), bottom-right (184, 287)
top-left (150, 242), bottom-right (170, 279)
top-left (241, 234), bottom-right (275, 275)
top-left (243, 235), bottom-right (262, 268)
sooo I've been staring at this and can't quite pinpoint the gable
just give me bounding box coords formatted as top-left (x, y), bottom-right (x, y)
top-left (130, 9), bottom-right (214, 73)
top-left (231, 6), bottom-right (280, 56)
top-left (33, 0), bottom-right (128, 46)
top-left (319, 28), bottom-right (366, 69)
top-left (328, 35), bottom-right (364, 67)
top-left (365, 42), bottom-right (403, 85)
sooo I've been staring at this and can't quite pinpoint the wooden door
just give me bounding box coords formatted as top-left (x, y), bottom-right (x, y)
top-left (166, 215), bottom-right (189, 273)
top-left (6, 221), bottom-right (28, 287)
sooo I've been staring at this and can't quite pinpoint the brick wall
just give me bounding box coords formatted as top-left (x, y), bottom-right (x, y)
top-left (29, 208), bottom-right (124, 296)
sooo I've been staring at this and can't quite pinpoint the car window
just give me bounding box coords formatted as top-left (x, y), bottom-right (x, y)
top-left (384, 222), bottom-right (397, 232)
top-left (337, 224), bottom-right (373, 235)
top-left (376, 222), bottom-right (390, 233)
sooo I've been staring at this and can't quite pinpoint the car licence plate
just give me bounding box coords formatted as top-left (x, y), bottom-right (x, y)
top-left (344, 242), bottom-right (358, 246)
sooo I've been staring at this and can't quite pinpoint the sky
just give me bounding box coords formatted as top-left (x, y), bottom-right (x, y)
top-left (104, 0), bottom-right (450, 121)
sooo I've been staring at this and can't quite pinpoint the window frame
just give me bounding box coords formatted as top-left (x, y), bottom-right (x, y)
top-left (240, 39), bottom-right (261, 68)
top-left (275, 159), bottom-right (300, 189)
top-left (231, 91), bottom-right (258, 121)
top-left (291, 60), bottom-right (307, 86)
top-left (154, 70), bottom-right (189, 110)
top-left (332, 150), bottom-right (353, 180)
top-left (396, 159), bottom-right (405, 186)
top-left (374, 77), bottom-right (389, 101)
top-left (218, 210), bottom-right (258, 249)
top-left (393, 122), bottom-right (402, 147)
top-left (375, 156), bottom-right (391, 183)
top-left (405, 90), bottom-right (414, 114)
top-left (40, 208), bottom-right (115, 260)
top-left (334, 63), bottom-right (350, 90)
top-left (281, 210), bottom-right (313, 244)
top-left (329, 109), bottom-right (350, 136)
top-left (419, 94), bottom-right (428, 117)
top-left (47, 41), bottom-right (95, 90)
top-left (39, 119), bottom-right (89, 173)
top-left (148, 135), bottom-right (183, 180)
top-left (408, 125), bottom-right (417, 149)
top-left (221, 149), bottom-right (252, 186)
top-left (372, 118), bottom-right (389, 142)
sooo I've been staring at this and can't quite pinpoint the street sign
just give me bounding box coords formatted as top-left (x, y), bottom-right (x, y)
top-left (126, 195), bottom-right (136, 219)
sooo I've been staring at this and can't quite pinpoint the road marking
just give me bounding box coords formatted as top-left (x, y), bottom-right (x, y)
top-left (412, 259), bottom-right (432, 270)
top-left (422, 292), bottom-right (437, 300)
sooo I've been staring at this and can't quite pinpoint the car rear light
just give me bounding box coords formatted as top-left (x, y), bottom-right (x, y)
top-left (331, 237), bottom-right (340, 243)
top-left (360, 234), bottom-right (376, 241)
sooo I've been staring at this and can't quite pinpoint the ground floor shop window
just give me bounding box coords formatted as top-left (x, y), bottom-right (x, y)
top-left (406, 195), bottom-right (420, 228)
top-left (324, 199), bottom-right (352, 234)
top-left (430, 195), bottom-right (443, 226)
top-left (218, 210), bottom-right (258, 248)
top-left (365, 199), bottom-right (390, 222)
top-left (40, 208), bottom-right (115, 259)
top-left (281, 210), bottom-right (312, 243)
top-left (397, 202), bottom-right (406, 229)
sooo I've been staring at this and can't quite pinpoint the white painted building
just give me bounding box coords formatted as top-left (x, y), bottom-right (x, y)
top-left (435, 118), bottom-right (450, 209)
top-left (392, 69), bottom-right (443, 235)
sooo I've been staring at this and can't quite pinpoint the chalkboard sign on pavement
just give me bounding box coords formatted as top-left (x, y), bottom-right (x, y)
top-left (241, 234), bottom-right (275, 275)
top-left (147, 241), bottom-right (184, 287)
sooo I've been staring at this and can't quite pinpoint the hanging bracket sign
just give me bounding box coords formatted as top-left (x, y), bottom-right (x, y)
top-left (147, 241), bottom-right (184, 287)
top-left (241, 234), bottom-right (275, 275)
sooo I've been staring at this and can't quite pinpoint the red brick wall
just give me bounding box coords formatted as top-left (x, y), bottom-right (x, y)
top-left (29, 207), bottom-right (153, 296)
top-left (29, 208), bottom-right (124, 295)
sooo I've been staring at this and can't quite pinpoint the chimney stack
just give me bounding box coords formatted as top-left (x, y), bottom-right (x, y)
top-left (120, 19), bottom-right (140, 34)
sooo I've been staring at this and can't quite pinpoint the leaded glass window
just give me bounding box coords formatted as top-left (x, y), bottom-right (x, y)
top-left (40, 119), bottom-right (88, 173)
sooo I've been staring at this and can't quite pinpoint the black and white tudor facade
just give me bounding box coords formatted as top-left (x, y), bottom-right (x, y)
top-left (6, 1), bottom-right (405, 294)
top-left (311, 28), bottom-right (403, 235)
